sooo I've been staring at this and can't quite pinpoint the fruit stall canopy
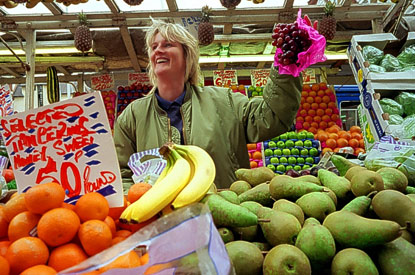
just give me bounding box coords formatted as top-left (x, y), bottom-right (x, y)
top-left (0, 0), bottom-right (401, 83)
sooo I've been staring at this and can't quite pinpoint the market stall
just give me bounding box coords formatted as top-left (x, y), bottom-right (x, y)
top-left (1, 0), bottom-right (415, 274)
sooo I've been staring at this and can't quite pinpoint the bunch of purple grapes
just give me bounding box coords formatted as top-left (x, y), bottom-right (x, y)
top-left (272, 22), bottom-right (311, 66)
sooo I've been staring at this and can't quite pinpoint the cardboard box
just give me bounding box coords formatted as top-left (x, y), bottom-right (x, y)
top-left (357, 102), bottom-right (380, 151)
top-left (347, 32), bottom-right (415, 91)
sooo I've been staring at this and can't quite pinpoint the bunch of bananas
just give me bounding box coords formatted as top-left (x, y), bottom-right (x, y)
top-left (120, 143), bottom-right (216, 224)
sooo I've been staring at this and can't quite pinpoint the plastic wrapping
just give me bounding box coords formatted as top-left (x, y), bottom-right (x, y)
top-left (368, 64), bottom-right (386, 73)
top-left (388, 114), bottom-right (404, 125)
top-left (397, 44), bottom-right (415, 67)
top-left (362, 45), bottom-right (384, 65)
top-left (275, 9), bottom-right (327, 77)
top-left (395, 92), bottom-right (415, 116)
top-left (380, 54), bottom-right (402, 72)
top-left (402, 114), bottom-right (415, 138)
top-left (379, 98), bottom-right (404, 116)
top-left (128, 148), bottom-right (167, 187)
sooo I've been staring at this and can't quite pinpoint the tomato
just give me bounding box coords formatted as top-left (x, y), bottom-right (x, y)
top-left (2, 169), bottom-right (14, 183)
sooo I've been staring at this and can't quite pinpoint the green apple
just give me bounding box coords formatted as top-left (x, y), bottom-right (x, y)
top-left (290, 148), bottom-right (300, 155)
top-left (271, 137), bottom-right (279, 142)
top-left (276, 165), bottom-right (286, 173)
top-left (288, 157), bottom-right (297, 165)
top-left (297, 157), bottom-right (305, 164)
top-left (264, 149), bottom-right (273, 157)
top-left (256, 86), bottom-right (262, 92)
top-left (298, 131), bottom-right (307, 140)
top-left (306, 157), bottom-right (314, 164)
top-left (301, 148), bottom-right (309, 156)
top-left (285, 140), bottom-right (295, 148)
top-left (306, 132), bottom-right (315, 139)
top-left (279, 157), bottom-right (288, 164)
top-left (252, 91), bottom-right (259, 97)
top-left (259, 91), bottom-right (263, 96)
top-left (294, 140), bottom-right (304, 147)
top-left (312, 164), bottom-right (317, 167)
top-left (304, 140), bottom-right (313, 148)
top-left (267, 164), bottom-right (276, 171)
top-left (294, 165), bottom-right (302, 171)
top-left (270, 157), bottom-right (279, 164)
top-left (309, 148), bottom-right (319, 157)
top-left (274, 149), bottom-right (283, 156)
top-left (286, 165), bottom-right (294, 171)
top-left (288, 132), bottom-right (298, 140)
top-left (268, 141), bottom-right (277, 148)
top-left (277, 141), bottom-right (285, 149)
top-left (282, 149), bottom-right (291, 156)
top-left (279, 133), bottom-right (288, 140)
top-left (248, 86), bottom-right (255, 92)
top-left (303, 164), bottom-right (311, 169)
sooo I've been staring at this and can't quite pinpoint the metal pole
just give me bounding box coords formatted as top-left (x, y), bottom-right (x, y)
top-left (21, 28), bottom-right (36, 110)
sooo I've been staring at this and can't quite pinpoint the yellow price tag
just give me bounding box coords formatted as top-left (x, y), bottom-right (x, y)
top-left (358, 69), bottom-right (363, 83)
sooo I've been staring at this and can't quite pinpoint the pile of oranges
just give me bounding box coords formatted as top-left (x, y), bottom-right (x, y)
top-left (247, 143), bottom-right (263, 168)
top-left (315, 125), bottom-right (366, 156)
top-left (295, 82), bottom-right (342, 134)
top-left (0, 182), bottom-right (154, 275)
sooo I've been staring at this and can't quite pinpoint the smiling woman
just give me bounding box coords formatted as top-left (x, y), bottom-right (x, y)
top-left (113, 19), bottom-right (302, 191)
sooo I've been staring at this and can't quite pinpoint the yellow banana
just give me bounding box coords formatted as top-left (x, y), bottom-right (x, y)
top-left (171, 144), bottom-right (216, 209)
top-left (121, 146), bottom-right (191, 223)
top-left (153, 153), bottom-right (172, 187)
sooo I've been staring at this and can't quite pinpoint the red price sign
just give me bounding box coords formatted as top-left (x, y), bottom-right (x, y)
top-left (302, 68), bottom-right (316, 84)
top-left (250, 69), bottom-right (270, 87)
top-left (128, 73), bottom-right (151, 86)
top-left (213, 70), bottom-right (238, 87)
top-left (91, 74), bottom-right (114, 90)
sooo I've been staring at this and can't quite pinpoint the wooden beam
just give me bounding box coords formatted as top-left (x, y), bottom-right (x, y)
top-left (283, 0), bottom-right (295, 10)
top-left (55, 65), bottom-right (71, 76)
top-left (166, 0), bottom-right (178, 12)
top-left (382, 0), bottom-right (404, 28)
top-left (0, 66), bottom-right (22, 78)
top-left (119, 25), bottom-right (141, 72)
top-left (42, 2), bottom-right (62, 16)
top-left (341, 0), bottom-right (352, 7)
top-left (371, 18), bottom-right (383, 33)
top-left (223, 23), bottom-right (233, 35)
top-left (218, 62), bottom-right (225, 70)
top-left (103, 0), bottom-right (120, 14)
top-left (0, 56), bottom-right (104, 66)
top-left (256, 62), bottom-right (266, 69)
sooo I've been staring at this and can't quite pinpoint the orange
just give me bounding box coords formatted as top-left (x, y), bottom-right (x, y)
top-left (305, 116), bottom-right (313, 123)
top-left (303, 84), bottom-right (311, 91)
top-left (299, 109), bottom-right (307, 117)
top-left (310, 122), bottom-right (319, 129)
top-left (311, 84), bottom-right (320, 91)
top-left (78, 220), bottom-right (112, 256)
top-left (111, 236), bottom-right (126, 245)
top-left (359, 139), bottom-right (365, 148)
top-left (308, 109), bottom-right (316, 116)
top-left (6, 237), bottom-right (49, 274)
top-left (354, 148), bottom-right (365, 156)
top-left (61, 202), bottom-right (76, 211)
top-left (250, 161), bottom-right (258, 168)
top-left (314, 96), bottom-right (322, 104)
top-left (247, 144), bottom-right (256, 150)
top-left (308, 127), bottom-right (317, 134)
top-left (302, 103), bottom-right (311, 110)
top-left (327, 125), bottom-right (340, 133)
top-left (328, 102), bottom-right (337, 109)
top-left (319, 82), bottom-right (328, 90)
top-left (300, 97), bottom-right (305, 104)
top-left (349, 138), bottom-right (359, 148)
top-left (327, 121), bottom-right (336, 128)
top-left (0, 241), bottom-right (10, 257)
top-left (317, 132), bottom-right (329, 142)
top-left (322, 148), bottom-right (333, 155)
top-left (322, 95), bottom-right (331, 103)
top-left (301, 91), bottom-right (309, 98)
top-left (350, 125), bottom-right (362, 134)
top-left (319, 102), bottom-right (328, 109)
top-left (319, 121), bottom-right (328, 130)
top-left (331, 113), bottom-right (340, 122)
top-left (127, 182), bottom-right (152, 204)
top-left (309, 91), bottom-right (317, 97)
top-left (337, 138), bottom-right (349, 148)
top-left (325, 108), bottom-right (333, 116)
top-left (21, 265), bottom-right (57, 275)
top-left (328, 133), bottom-right (339, 140)
top-left (252, 151), bottom-right (262, 160)
top-left (37, 208), bottom-right (80, 247)
top-left (306, 97), bottom-right (314, 104)
top-left (326, 138), bottom-right (337, 149)
top-left (311, 103), bottom-right (319, 110)
top-left (317, 90), bottom-right (325, 97)
top-left (140, 252), bottom-right (150, 265)
top-left (325, 88), bottom-right (333, 96)
top-left (0, 208), bottom-right (8, 238)
top-left (296, 117), bottom-right (304, 123)
top-left (75, 192), bottom-right (109, 222)
top-left (24, 182), bottom-right (65, 215)
top-left (339, 131), bottom-right (351, 140)
top-left (302, 122), bottom-right (310, 130)
top-left (99, 251), bottom-right (142, 273)
top-left (114, 230), bottom-right (132, 239)
top-left (3, 193), bottom-right (28, 222)
top-left (313, 116), bottom-right (321, 123)
top-left (104, 216), bottom-right (116, 238)
top-left (316, 109), bottom-right (325, 116)
top-left (8, 211), bottom-right (41, 242)
top-left (322, 115), bottom-right (331, 123)
top-left (351, 132), bottom-right (362, 140)
top-left (0, 255), bottom-right (9, 275)
top-left (334, 148), bottom-right (341, 153)
top-left (48, 243), bottom-right (88, 272)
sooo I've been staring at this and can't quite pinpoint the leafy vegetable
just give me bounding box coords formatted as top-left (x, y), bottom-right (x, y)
top-left (362, 45), bottom-right (384, 65)
top-left (379, 98), bottom-right (404, 116)
top-left (397, 44), bottom-right (415, 67)
top-left (395, 92), bottom-right (415, 116)
top-left (7, 179), bottom-right (16, 190)
top-left (388, 114), bottom-right (404, 125)
top-left (380, 54), bottom-right (402, 72)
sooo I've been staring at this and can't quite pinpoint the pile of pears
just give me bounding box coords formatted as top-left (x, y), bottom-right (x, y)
top-left (202, 155), bottom-right (415, 275)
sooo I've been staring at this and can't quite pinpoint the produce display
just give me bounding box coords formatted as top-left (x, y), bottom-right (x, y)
top-left (363, 44), bottom-right (415, 72)
top-left (315, 125), bottom-right (366, 156)
top-left (116, 83), bottom-right (152, 116)
top-left (100, 90), bottom-right (116, 129)
top-left (230, 84), bottom-right (247, 96)
top-left (247, 143), bottom-right (264, 169)
top-left (247, 85), bottom-right (263, 98)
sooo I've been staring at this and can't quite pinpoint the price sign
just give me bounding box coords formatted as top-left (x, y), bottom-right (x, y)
top-left (302, 68), bottom-right (316, 84)
top-left (91, 74), bottom-right (115, 91)
top-left (250, 69), bottom-right (270, 87)
top-left (0, 84), bottom-right (14, 118)
top-left (213, 70), bottom-right (238, 87)
top-left (128, 73), bottom-right (151, 86)
top-left (0, 92), bottom-right (124, 207)
top-left (173, 16), bottom-right (202, 39)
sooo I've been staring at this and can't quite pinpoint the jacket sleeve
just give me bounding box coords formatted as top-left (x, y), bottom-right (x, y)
top-left (232, 65), bottom-right (302, 143)
top-left (113, 109), bottom-right (136, 192)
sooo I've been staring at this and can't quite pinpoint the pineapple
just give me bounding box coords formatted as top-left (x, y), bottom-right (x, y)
top-left (220, 0), bottom-right (241, 9)
top-left (318, 0), bottom-right (337, 41)
top-left (198, 6), bottom-right (214, 46)
top-left (122, 0), bottom-right (143, 5)
top-left (74, 12), bottom-right (92, 53)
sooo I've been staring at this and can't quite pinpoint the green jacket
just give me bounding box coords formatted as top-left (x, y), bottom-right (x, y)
top-left (113, 66), bottom-right (302, 190)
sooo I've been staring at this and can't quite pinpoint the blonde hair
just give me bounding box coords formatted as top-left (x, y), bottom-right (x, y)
top-left (145, 19), bottom-right (201, 86)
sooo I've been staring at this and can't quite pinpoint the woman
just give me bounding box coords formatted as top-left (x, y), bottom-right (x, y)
top-left (113, 19), bottom-right (302, 190)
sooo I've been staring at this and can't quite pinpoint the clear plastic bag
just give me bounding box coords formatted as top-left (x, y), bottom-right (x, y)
top-left (128, 148), bottom-right (167, 186)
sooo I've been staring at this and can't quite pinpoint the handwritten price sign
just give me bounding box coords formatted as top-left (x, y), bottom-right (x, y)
top-left (251, 69), bottom-right (270, 87)
top-left (91, 74), bottom-right (115, 91)
top-left (0, 85), bottom-right (14, 118)
top-left (0, 92), bottom-right (124, 207)
top-left (128, 73), bottom-right (151, 86)
top-left (302, 68), bottom-right (316, 84)
top-left (213, 70), bottom-right (238, 87)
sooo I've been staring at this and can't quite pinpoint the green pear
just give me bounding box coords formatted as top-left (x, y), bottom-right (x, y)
top-left (269, 175), bottom-right (326, 201)
top-left (226, 241), bottom-right (264, 275)
top-left (400, 229), bottom-right (414, 244)
top-left (296, 175), bottom-right (321, 185)
top-left (341, 191), bottom-right (377, 216)
top-left (330, 154), bottom-right (359, 176)
top-left (240, 201), bottom-right (263, 215)
top-left (372, 189), bottom-right (415, 233)
top-left (235, 167), bottom-right (275, 187)
top-left (376, 237), bottom-right (415, 275)
top-left (263, 244), bottom-right (311, 275)
top-left (406, 186), bottom-right (415, 194)
top-left (318, 169), bottom-right (351, 199)
top-left (344, 166), bottom-right (367, 181)
top-left (273, 199), bottom-right (305, 225)
top-left (238, 183), bottom-right (273, 206)
top-left (232, 225), bottom-right (259, 242)
top-left (252, 242), bottom-right (271, 252)
top-left (295, 218), bottom-right (336, 269)
top-left (407, 194), bottom-right (415, 203)
top-left (323, 211), bottom-right (402, 249)
top-left (218, 227), bottom-right (234, 243)
top-left (218, 190), bottom-right (239, 204)
top-left (296, 192), bottom-right (336, 222)
top-left (229, 180), bottom-right (251, 195)
top-left (376, 167), bottom-right (408, 192)
top-left (331, 248), bottom-right (379, 275)
top-left (351, 170), bottom-right (384, 197)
